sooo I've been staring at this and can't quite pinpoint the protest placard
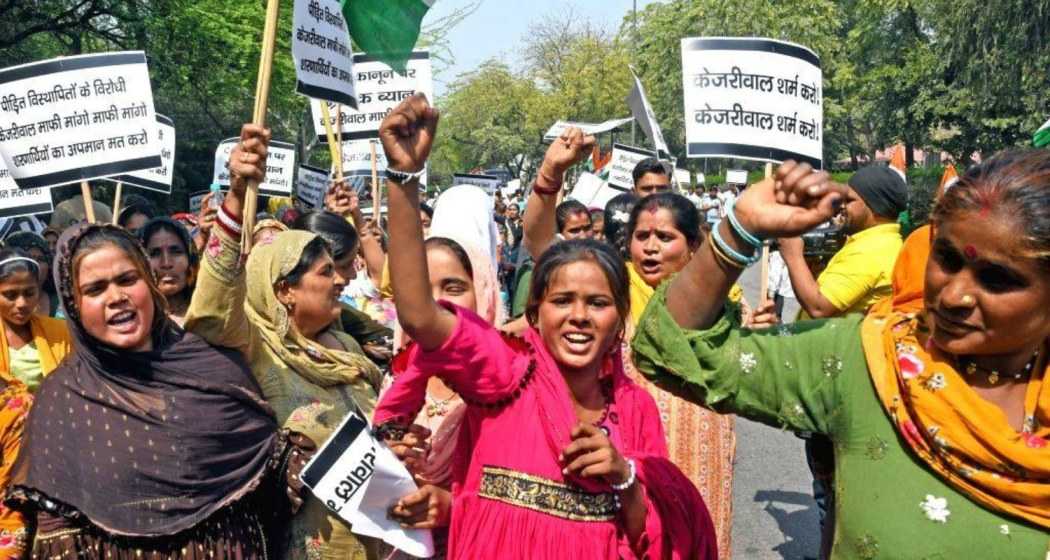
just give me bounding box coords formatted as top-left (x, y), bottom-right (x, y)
top-left (627, 70), bottom-right (670, 157)
top-left (108, 114), bottom-right (175, 194)
top-left (212, 137), bottom-right (297, 197)
top-left (188, 190), bottom-right (210, 214)
top-left (311, 51), bottom-right (432, 143)
top-left (543, 117), bottom-right (633, 143)
top-left (302, 412), bottom-right (434, 557)
top-left (726, 169), bottom-right (748, 185)
top-left (674, 168), bottom-right (691, 189)
top-left (453, 173), bottom-right (501, 195)
top-left (292, 0), bottom-right (357, 107)
top-left (681, 37), bottom-right (823, 168)
top-left (607, 143), bottom-right (657, 190)
top-left (568, 172), bottom-right (628, 210)
top-left (0, 51), bottom-right (162, 189)
top-left (297, 164), bottom-right (328, 209)
top-left (0, 156), bottom-right (51, 218)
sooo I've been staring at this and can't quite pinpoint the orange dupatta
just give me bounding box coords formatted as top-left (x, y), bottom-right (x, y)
top-left (0, 315), bottom-right (71, 383)
top-left (861, 304), bottom-right (1050, 529)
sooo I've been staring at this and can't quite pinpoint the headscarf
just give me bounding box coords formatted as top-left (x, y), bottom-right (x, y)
top-left (7, 223), bottom-right (279, 536)
top-left (244, 230), bottom-right (381, 395)
top-left (862, 305), bottom-right (1050, 529)
top-left (848, 165), bottom-right (908, 220)
top-left (140, 216), bottom-right (200, 301)
top-left (428, 184), bottom-right (505, 328)
top-left (889, 224), bottom-right (933, 314)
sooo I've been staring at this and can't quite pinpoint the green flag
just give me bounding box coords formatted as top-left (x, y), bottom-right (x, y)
top-left (1035, 117), bottom-right (1050, 148)
top-left (342, 0), bottom-right (433, 73)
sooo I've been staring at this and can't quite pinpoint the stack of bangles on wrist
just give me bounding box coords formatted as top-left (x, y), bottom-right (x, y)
top-left (532, 170), bottom-right (562, 196)
top-left (216, 203), bottom-right (243, 238)
top-left (710, 200), bottom-right (763, 269)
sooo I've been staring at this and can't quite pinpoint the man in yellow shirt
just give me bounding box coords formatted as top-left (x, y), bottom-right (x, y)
top-left (777, 164), bottom-right (907, 559)
top-left (779, 165), bottom-right (906, 318)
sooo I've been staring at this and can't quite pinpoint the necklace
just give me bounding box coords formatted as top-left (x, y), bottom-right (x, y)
top-left (425, 392), bottom-right (459, 418)
top-left (593, 380), bottom-right (614, 434)
top-left (961, 348), bottom-right (1040, 385)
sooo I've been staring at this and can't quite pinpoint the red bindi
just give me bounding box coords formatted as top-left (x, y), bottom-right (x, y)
top-left (963, 245), bottom-right (978, 260)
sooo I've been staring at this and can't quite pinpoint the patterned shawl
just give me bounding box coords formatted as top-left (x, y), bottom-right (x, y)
top-left (8, 223), bottom-right (279, 536)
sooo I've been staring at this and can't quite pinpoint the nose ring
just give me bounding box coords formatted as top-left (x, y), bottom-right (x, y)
top-left (960, 294), bottom-right (975, 306)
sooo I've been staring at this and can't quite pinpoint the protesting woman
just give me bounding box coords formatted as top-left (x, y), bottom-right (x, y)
top-left (0, 249), bottom-right (70, 392)
top-left (632, 152), bottom-right (1050, 558)
top-left (374, 95), bottom-right (715, 559)
top-left (185, 125), bottom-right (384, 560)
top-left (141, 217), bottom-right (198, 327)
top-left (7, 222), bottom-right (310, 557)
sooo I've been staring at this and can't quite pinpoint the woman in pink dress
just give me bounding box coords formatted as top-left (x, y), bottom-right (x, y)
top-left (373, 94), bottom-right (715, 559)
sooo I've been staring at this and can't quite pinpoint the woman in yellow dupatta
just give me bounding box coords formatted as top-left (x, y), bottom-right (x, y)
top-left (0, 250), bottom-right (70, 392)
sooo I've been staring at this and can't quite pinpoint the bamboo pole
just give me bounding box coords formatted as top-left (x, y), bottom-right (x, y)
top-left (370, 140), bottom-right (380, 219)
top-left (319, 102), bottom-right (344, 180)
top-left (111, 182), bottom-right (123, 225)
top-left (80, 181), bottom-right (96, 223)
top-left (758, 162), bottom-right (772, 306)
top-left (241, 0), bottom-right (281, 253)
top-left (335, 104), bottom-right (344, 182)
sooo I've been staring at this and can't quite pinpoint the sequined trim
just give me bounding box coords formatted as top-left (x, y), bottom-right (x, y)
top-left (478, 466), bottom-right (619, 522)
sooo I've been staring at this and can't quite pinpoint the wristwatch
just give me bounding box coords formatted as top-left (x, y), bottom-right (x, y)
top-left (385, 167), bottom-right (426, 184)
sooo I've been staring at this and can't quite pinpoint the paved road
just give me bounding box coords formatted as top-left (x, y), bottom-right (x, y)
top-left (730, 265), bottom-right (820, 560)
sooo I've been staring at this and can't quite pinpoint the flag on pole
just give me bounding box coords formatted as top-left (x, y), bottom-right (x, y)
top-left (935, 164), bottom-right (959, 201)
top-left (1034, 117), bottom-right (1050, 148)
top-left (889, 145), bottom-right (907, 182)
top-left (341, 0), bottom-right (434, 73)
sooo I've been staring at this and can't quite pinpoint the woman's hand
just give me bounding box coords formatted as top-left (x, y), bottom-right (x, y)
top-left (198, 193), bottom-right (217, 232)
top-left (744, 300), bottom-right (780, 329)
top-left (325, 180), bottom-right (358, 218)
top-left (559, 423), bottom-right (631, 486)
top-left (383, 424), bottom-right (431, 476)
top-left (538, 127), bottom-right (596, 181)
top-left (228, 124), bottom-right (271, 199)
top-left (388, 484), bottom-right (452, 529)
top-left (733, 161), bottom-right (846, 240)
top-left (379, 93), bottom-right (439, 174)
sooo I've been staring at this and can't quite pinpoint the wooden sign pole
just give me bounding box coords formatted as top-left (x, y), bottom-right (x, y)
top-left (370, 140), bottom-right (380, 219)
top-left (80, 181), bottom-right (96, 223)
top-left (242, 0), bottom-right (281, 253)
top-left (319, 102), bottom-right (344, 181)
top-left (758, 162), bottom-right (772, 306)
top-left (111, 182), bottom-right (123, 225)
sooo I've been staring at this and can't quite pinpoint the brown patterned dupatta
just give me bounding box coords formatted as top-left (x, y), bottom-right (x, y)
top-left (7, 223), bottom-right (280, 537)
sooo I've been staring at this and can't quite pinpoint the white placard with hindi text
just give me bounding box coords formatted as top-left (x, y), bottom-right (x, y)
top-left (543, 117), bottom-right (633, 143)
top-left (311, 51), bottom-right (432, 143)
top-left (607, 143), bottom-right (657, 190)
top-left (292, 0), bottom-right (357, 107)
top-left (568, 172), bottom-right (628, 210)
top-left (0, 157), bottom-right (52, 218)
top-left (212, 138), bottom-right (297, 197)
top-left (452, 173), bottom-right (501, 195)
top-left (111, 113), bottom-right (175, 193)
top-left (681, 37), bottom-right (823, 168)
top-left (0, 51), bottom-right (161, 189)
top-left (296, 164), bottom-right (328, 209)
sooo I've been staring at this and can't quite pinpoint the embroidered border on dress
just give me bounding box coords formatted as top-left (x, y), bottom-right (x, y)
top-left (478, 465), bottom-right (619, 522)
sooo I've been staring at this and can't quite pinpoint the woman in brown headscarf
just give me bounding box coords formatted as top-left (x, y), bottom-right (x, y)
top-left (6, 222), bottom-right (311, 558)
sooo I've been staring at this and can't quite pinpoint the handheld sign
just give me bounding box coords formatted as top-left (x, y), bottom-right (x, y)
top-left (109, 114), bottom-right (176, 194)
top-left (312, 51), bottom-right (432, 143)
top-left (726, 169), bottom-right (748, 185)
top-left (0, 51), bottom-right (162, 189)
top-left (568, 172), bottom-right (627, 210)
top-left (0, 157), bottom-right (52, 218)
top-left (681, 37), bottom-right (822, 168)
top-left (213, 138), bottom-right (297, 197)
top-left (674, 168), bottom-right (691, 189)
top-left (296, 164), bottom-right (328, 209)
top-left (292, 0), bottom-right (358, 108)
top-left (607, 143), bottom-right (657, 191)
top-left (302, 412), bottom-right (434, 558)
top-left (626, 70), bottom-right (670, 157)
top-left (452, 173), bottom-right (501, 195)
top-left (543, 117), bottom-right (633, 143)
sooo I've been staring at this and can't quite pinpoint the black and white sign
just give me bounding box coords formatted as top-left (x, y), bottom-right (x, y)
top-left (674, 168), bottom-right (691, 189)
top-left (543, 117), bottom-right (632, 143)
top-left (109, 113), bottom-right (175, 194)
top-left (0, 157), bottom-right (52, 218)
top-left (726, 169), bottom-right (748, 185)
top-left (311, 51), bottom-right (432, 143)
top-left (212, 138), bottom-right (297, 197)
top-left (568, 172), bottom-right (627, 210)
top-left (681, 37), bottom-right (823, 168)
top-left (627, 70), bottom-right (669, 157)
top-left (453, 173), bottom-right (501, 195)
top-left (297, 164), bottom-right (328, 209)
top-left (292, 0), bottom-right (357, 108)
top-left (302, 412), bottom-right (434, 557)
top-left (607, 143), bottom-right (657, 190)
top-left (0, 51), bottom-right (161, 189)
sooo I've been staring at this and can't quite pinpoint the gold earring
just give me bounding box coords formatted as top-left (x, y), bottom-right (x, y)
top-left (960, 294), bottom-right (976, 306)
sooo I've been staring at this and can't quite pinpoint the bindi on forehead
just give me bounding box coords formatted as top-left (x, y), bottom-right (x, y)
top-left (963, 245), bottom-right (978, 260)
